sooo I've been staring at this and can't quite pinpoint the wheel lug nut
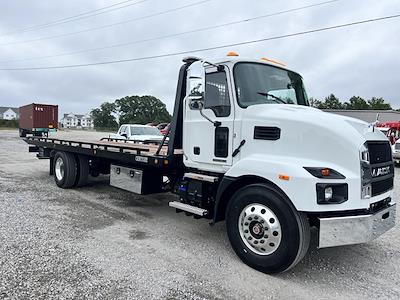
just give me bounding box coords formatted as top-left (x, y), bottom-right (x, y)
top-left (260, 240), bottom-right (265, 244)
top-left (244, 230), bottom-right (249, 233)
top-left (254, 216), bottom-right (258, 220)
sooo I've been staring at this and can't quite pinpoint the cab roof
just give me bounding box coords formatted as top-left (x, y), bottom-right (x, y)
top-left (185, 56), bottom-right (298, 75)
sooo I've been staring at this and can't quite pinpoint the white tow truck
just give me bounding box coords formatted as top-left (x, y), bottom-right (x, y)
top-left (24, 53), bottom-right (396, 273)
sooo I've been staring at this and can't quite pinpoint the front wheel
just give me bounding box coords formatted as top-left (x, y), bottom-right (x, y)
top-left (226, 183), bottom-right (310, 274)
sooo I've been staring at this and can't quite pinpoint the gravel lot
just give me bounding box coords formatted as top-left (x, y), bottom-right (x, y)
top-left (0, 129), bottom-right (399, 299)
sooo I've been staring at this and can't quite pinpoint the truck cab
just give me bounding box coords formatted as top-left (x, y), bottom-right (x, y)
top-left (174, 55), bottom-right (395, 272)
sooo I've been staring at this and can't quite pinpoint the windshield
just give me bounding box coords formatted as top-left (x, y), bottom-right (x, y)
top-left (130, 126), bottom-right (162, 136)
top-left (234, 62), bottom-right (309, 107)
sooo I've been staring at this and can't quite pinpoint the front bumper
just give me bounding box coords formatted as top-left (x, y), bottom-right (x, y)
top-left (318, 203), bottom-right (396, 248)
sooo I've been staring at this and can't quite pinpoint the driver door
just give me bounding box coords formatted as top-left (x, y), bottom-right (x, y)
top-left (183, 63), bottom-right (235, 172)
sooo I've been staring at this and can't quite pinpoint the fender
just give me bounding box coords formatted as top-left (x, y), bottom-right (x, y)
top-left (213, 154), bottom-right (366, 221)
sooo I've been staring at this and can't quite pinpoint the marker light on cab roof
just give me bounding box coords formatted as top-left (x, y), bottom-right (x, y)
top-left (261, 57), bottom-right (286, 67)
top-left (226, 51), bottom-right (239, 56)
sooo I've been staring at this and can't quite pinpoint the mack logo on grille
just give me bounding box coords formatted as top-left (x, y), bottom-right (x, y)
top-left (371, 166), bottom-right (391, 177)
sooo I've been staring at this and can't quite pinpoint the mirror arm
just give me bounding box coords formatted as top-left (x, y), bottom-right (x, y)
top-left (202, 60), bottom-right (224, 72)
top-left (198, 103), bottom-right (221, 127)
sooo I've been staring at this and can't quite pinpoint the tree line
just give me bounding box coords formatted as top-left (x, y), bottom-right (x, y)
top-left (90, 93), bottom-right (393, 130)
top-left (310, 94), bottom-right (392, 110)
top-left (91, 95), bottom-right (171, 130)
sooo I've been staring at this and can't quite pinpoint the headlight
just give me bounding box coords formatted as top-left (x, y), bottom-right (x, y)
top-left (360, 143), bottom-right (372, 199)
top-left (324, 187), bottom-right (333, 200)
top-left (361, 184), bottom-right (372, 199)
top-left (316, 183), bottom-right (348, 204)
top-left (359, 143), bottom-right (370, 164)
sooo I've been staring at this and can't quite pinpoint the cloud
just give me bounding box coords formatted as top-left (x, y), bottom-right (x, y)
top-left (0, 0), bottom-right (399, 115)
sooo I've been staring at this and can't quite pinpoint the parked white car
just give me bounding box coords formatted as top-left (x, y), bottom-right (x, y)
top-left (393, 139), bottom-right (400, 164)
top-left (110, 124), bottom-right (165, 143)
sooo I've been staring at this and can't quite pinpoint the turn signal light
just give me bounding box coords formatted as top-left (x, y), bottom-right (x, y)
top-left (278, 174), bottom-right (290, 181)
top-left (227, 51), bottom-right (239, 56)
top-left (304, 167), bottom-right (345, 179)
top-left (321, 169), bottom-right (330, 176)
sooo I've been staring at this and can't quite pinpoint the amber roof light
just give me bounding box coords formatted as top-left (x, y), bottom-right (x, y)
top-left (226, 51), bottom-right (239, 56)
top-left (261, 57), bottom-right (286, 67)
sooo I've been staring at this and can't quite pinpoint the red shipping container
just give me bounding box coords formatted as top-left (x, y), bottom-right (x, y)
top-left (19, 103), bottom-right (58, 136)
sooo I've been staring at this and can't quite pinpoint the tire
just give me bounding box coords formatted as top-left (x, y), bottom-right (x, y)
top-left (53, 151), bottom-right (77, 188)
top-left (75, 155), bottom-right (89, 187)
top-left (19, 129), bottom-right (26, 137)
top-left (226, 183), bottom-right (310, 274)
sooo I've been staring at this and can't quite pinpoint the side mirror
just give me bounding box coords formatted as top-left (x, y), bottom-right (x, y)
top-left (187, 61), bottom-right (205, 110)
top-left (120, 133), bottom-right (127, 138)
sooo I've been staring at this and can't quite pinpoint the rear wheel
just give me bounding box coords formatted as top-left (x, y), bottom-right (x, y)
top-left (54, 151), bottom-right (77, 188)
top-left (226, 183), bottom-right (310, 274)
top-left (75, 155), bottom-right (89, 187)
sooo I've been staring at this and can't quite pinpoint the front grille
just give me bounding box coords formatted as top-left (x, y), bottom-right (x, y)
top-left (371, 176), bottom-right (393, 196)
top-left (366, 141), bottom-right (394, 196)
top-left (367, 141), bottom-right (392, 164)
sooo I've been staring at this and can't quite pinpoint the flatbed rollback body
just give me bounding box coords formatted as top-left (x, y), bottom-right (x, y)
top-left (24, 55), bottom-right (396, 274)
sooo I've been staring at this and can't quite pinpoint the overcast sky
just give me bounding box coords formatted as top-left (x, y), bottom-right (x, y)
top-left (0, 0), bottom-right (399, 115)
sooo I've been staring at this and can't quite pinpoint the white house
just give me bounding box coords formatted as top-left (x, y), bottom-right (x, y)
top-left (61, 113), bottom-right (94, 129)
top-left (0, 107), bottom-right (19, 120)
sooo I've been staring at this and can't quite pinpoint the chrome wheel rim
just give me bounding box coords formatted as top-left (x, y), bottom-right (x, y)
top-left (55, 157), bottom-right (65, 181)
top-left (238, 203), bottom-right (282, 255)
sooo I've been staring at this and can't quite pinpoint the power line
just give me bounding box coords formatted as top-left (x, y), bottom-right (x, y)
top-left (0, 0), bottom-right (214, 46)
top-left (0, 14), bottom-right (398, 71)
top-left (0, 0), bottom-right (150, 38)
top-left (0, 0), bottom-right (340, 63)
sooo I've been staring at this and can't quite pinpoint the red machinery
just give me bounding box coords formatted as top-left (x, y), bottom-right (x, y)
top-left (376, 121), bottom-right (400, 144)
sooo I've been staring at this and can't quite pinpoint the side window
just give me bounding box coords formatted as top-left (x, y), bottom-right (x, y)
top-left (119, 126), bottom-right (126, 135)
top-left (204, 71), bottom-right (231, 117)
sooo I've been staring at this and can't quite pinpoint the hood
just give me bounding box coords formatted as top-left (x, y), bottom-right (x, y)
top-left (244, 104), bottom-right (387, 143)
top-left (240, 104), bottom-right (388, 174)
